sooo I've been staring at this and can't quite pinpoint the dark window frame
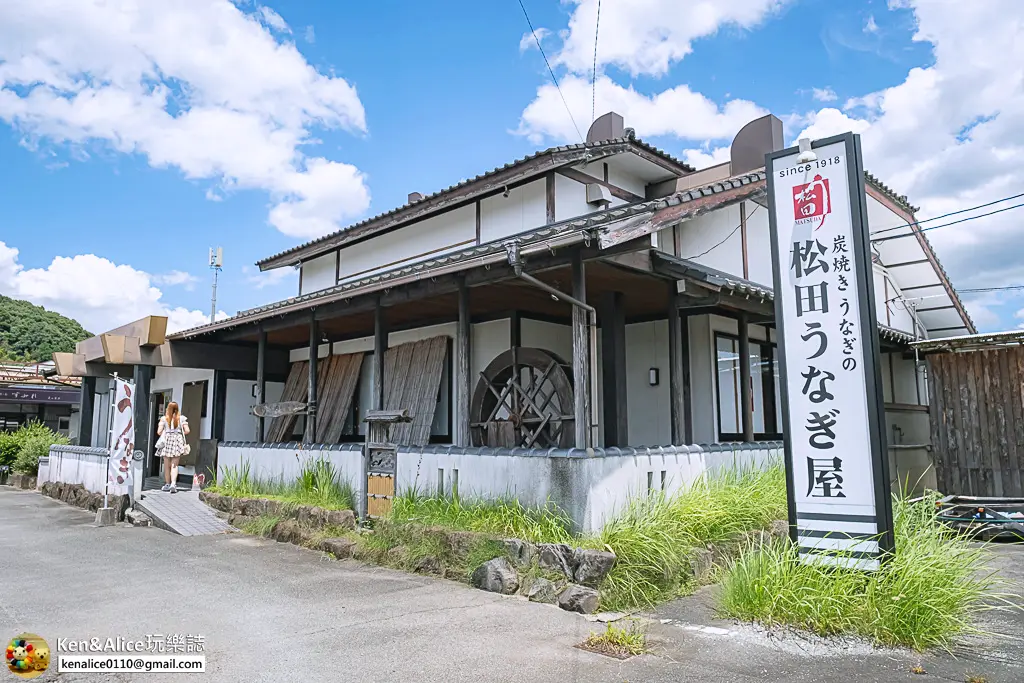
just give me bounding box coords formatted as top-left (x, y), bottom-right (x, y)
top-left (713, 331), bottom-right (783, 442)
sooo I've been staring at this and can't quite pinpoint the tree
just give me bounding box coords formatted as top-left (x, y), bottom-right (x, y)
top-left (0, 295), bottom-right (91, 362)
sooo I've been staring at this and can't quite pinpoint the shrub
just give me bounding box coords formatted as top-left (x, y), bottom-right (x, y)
top-left (8, 422), bottom-right (68, 474)
top-left (0, 430), bottom-right (22, 468)
top-left (719, 492), bottom-right (1007, 650)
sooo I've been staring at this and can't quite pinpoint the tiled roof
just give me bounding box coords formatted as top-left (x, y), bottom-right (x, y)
top-left (865, 171), bottom-right (920, 214)
top-left (255, 135), bottom-right (694, 269)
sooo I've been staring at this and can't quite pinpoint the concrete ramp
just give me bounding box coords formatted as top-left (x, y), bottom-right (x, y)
top-left (136, 489), bottom-right (233, 536)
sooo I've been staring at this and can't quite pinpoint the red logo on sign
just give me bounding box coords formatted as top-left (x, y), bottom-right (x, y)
top-left (793, 175), bottom-right (831, 230)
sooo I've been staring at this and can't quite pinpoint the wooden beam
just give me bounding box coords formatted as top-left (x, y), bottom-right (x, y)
top-left (373, 298), bottom-right (386, 411)
top-left (455, 276), bottom-right (472, 447)
top-left (305, 314), bottom-right (319, 443)
top-left (571, 251), bottom-right (590, 449)
top-left (668, 286), bottom-right (686, 445)
top-left (256, 329), bottom-right (267, 442)
top-left (740, 201), bottom-right (749, 280)
top-left (545, 171), bottom-right (556, 224)
top-left (140, 341), bottom-right (289, 377)
top-left (738, 313), bottom-right (754, 442)
top-left (600, 181), bottom-right (767, 249)
top-left (601, 291), bottom-right (628, 447)
top-left (557, 167), bottom-right (644, 202)
top-left (77, 316), bottom-right (168, 361)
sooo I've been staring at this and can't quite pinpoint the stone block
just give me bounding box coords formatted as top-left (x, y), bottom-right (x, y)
top-left (769, 519), bottom-right (790, 540)
top-left (573, 549), bottom-right (617, 588)
top-left (557, 585), bottom-right (599, 614)
top-left (504, 538), bottom-right (536, 568)
top-left (271, 520), bottom-right (301, 544)
top-left (94, 507), bottom-right (116, 527)
top-left (471, 557), bottom-right (519, 595)
top-left (263, 499), bottom-right (283, 517)
top-left (319, 537), bottom-right (357, 559)
top-left (413, 555), bottom-right (442, 575)
top-left (526, 578), bottom-right (559, 604)
top-left (240, 497), bottom-right (266, 517)
top-left (231, 497), bottom-right (249, 514)
top-left (325, 509), bottom-right (356, 530)
top-left (125, 509), bottom-right (152, 527)
top-left (229, 513), bottom-right (256, 528)
top-left (688, 548), bottom-right (715, 583)
top-left (537, 543), bottom-right (576, 579)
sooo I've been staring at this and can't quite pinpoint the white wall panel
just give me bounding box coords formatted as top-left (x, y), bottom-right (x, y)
top-left (299, 252), bottom-right (336, 295)
top-left (479, 179), bottom-right (547, 243)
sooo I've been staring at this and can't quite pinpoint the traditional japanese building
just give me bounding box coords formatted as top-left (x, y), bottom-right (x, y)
top-left (0, 360), bottom-right (79, 435)
top-left (52, 112), bottom-right (972, 526)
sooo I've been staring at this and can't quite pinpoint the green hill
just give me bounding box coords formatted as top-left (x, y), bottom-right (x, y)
top-left (0, 295), bottom-right (91, 362)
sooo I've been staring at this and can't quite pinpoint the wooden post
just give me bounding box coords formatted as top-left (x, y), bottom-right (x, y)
top-left (306, 313), bottom-right (319, 443)
top-left (600, 291), bottom-right (627, 446)
top-left (212, 370), bottom-right (228, 442)
top-left (77, 376), bottom-right (96, 447)
top-left (132, 365), bottom-right (153, 457)
top-left (256, 328), bottom-right (267, 442)
top-left (373, 298), bottom-right (386, 411)
top-left (456, 276), bottom-right (471, 447)
top-left (738, 312), bottom-right (754, 442)
top-left (571, 251), bottom-right (591, 449)
top-left (680, 314), bottom-right (694, 444)
top-left (668, 287), bottom-right (685, 445)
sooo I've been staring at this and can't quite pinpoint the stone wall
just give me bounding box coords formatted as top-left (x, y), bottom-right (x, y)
top-left (40, 481), bottom-right (131, 521)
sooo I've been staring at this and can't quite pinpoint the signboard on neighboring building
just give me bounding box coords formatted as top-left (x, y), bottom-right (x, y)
top-left (766, 132), bottom-right (894, 570)
top-left (0, 387), bottom-right (79, 405)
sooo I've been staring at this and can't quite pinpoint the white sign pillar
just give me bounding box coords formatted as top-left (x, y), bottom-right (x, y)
top-left (766, 133), bottom-right (894, 570)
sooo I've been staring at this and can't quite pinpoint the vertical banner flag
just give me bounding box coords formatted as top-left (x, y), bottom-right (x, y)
top-left (108, 378), bottom-right (135, 486)
top-left (766, 133), bottom-right (894, 570)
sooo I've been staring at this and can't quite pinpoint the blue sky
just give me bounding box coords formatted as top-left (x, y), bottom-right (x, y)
top-left (0, 0), bottom-right (1020, 334)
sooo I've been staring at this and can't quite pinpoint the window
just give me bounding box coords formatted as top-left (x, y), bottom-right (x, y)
top-left (715, 332), bottom-right (782, 442)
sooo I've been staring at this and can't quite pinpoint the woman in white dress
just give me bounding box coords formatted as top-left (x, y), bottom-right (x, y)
top-left (156, 401), bottom-right (190, 493)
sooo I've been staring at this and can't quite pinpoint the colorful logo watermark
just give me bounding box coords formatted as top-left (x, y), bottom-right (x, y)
top-left (5, 634), bottom-right (50, 679)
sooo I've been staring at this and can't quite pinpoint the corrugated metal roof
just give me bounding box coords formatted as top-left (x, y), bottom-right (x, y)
top-left (911, 329), bottom-right (1024, 352)
top-left (256, 136), bottom-right (694, 269)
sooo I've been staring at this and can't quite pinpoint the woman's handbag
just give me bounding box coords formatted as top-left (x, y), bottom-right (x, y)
top-left (183, 442), bottom-right (191, 456)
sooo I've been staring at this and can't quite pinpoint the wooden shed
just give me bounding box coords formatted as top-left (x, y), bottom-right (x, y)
top-left (914, 331), bottom-right (1024, 497)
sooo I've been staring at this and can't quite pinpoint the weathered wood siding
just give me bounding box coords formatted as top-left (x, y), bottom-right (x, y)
top-left (928, 348), bottom-right (1024, 496)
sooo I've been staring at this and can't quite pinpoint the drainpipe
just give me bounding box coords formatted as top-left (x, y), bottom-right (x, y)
top-left (504, 239), bottom-right (600, 449)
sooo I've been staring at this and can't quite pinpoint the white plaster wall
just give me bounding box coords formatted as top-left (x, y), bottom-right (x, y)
top-left (289, 343), bottom-right (332, 363)
top-left (677, 203), bottom-right (745, 275)
top-left (224, 379), bottom-right (284, 442)
top-left (152, 368), bottom-right (215, 439)
top-left (339, 205), bottom-right (475, 283)
top-left (554, 173), bottom-right (601, 222)
top-left (299, 252), bottom-right (337, 295)
top-left (90, 380), bottom-right (112, 448)
top-left (217, 445), bottom-right (363, 490)
top-left (472, 319), bottom-right (510, 378)
top-left (521, 318), bottom-right (572, 362)
top-left (479, 179), bottom-right (547, 244)
top-left (624, 320), bottom-right (671, 446)
top-left (399, 443), bottom-right (781, 533)
top-left (607, 165), bottom-right (646, 198)
top-left (744, 202), bottom-right (774, 287)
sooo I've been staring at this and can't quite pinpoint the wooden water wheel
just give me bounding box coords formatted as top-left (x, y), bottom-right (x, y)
top-left (470, 347), bottom-right (575, 448)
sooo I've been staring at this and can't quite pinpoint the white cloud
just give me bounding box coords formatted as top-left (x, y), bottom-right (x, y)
top-left (0, 1), bottom-right (370, 240)
top-left (152, 270), bottom-right (199, 290)
top-left (165, 307), bottom-right (230, 334)
top-left (0, 240), bottom-right (220, 334)
top-left (516, 75), bottom-right (766, 144)
top-left (681, 145), bottom-right (731, 169)
top-left (304, 25), bottom-right (315, 44)
top-left (553, 0), bottom-right (790, 77)
top-left (811, 87), bottom-right (838, 102)
top-left (519, 27), bottom-right (551, 52)
top-left (791, 0), bottom-right (1024, 332)
top-left (864, 15), bottom-right (880, 34)
top-left (257, 5), bottom-right (290, 33)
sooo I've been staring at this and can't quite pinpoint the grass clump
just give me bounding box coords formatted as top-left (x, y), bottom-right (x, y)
top-left (211, 457), bottom-right (355, 511)
top-left (356, 520), bottom-right (505, 579)
top-left (594, 463), bottom-right (786, 611)
top-left (719, 492), bottom-right (1005, 650)
top-left (579, 621), bottom-right (648, 659)
top-left (391, 491), bottom-right (574, 544)
top-left (241, 514), bottom-right (283, 537)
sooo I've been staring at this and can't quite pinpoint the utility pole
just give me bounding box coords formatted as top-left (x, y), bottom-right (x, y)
top-left (209, 247), bottom-right (223, 323)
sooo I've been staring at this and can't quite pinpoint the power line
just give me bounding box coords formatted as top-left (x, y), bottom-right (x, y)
top-left (517, 0), bottom-right (584, 143)
top-left (958, 285), bottom-right (1024, 294)
top-left (872, 201), bottom-right (1024, 243)
top-left (591, 0), bottom-right (602, 125)
top-left (872, 190), bottom-right (1024, 237)
top-left (686, 205), bottom-right (761, 260)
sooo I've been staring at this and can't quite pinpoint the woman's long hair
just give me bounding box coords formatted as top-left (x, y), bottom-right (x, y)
top-left (165, 401), bottom-right (181, 429)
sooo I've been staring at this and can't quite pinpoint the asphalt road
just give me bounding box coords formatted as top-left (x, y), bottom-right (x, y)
top-left (2, 488), bottom-right (1023, 682)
